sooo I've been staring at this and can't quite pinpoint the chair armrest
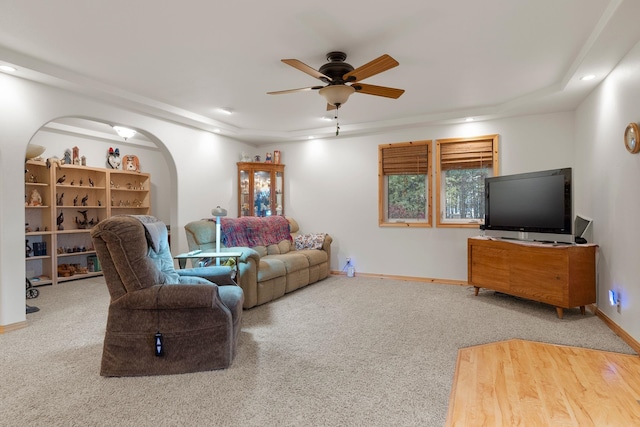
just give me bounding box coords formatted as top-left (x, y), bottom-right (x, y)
top-left (112, 283), bottom-right (220, 310)
top-left (178, 266), bottom-right (235, 286)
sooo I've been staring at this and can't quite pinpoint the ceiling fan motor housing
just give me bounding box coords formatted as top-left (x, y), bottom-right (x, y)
top-left (318, 51), bottom-right (354, 84)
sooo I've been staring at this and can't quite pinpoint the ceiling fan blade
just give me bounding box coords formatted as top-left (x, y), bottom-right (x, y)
top-left (267, 86), bottom-right (324, 95)
top-left (282, 59), bottom-right (332, 82)
top-left (352, 83), bottom-right (405, 99)
top-left (343, 54), bottom-right (399, 82)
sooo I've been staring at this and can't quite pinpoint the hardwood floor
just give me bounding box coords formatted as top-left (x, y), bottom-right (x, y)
top-left (446, 339), bottom-right (640, 426)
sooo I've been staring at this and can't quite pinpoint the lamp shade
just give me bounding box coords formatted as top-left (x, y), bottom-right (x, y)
top-left (211, 206), bottom-right (227, 217)
top-left (319, 85), bottom-right (355, 106)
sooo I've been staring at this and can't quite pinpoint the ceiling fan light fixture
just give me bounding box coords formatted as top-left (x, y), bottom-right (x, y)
top-left (319, 85), bottom-right (355, 107)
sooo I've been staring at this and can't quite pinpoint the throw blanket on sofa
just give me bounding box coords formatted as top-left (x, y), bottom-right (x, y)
top-left (220, 216), bottom-right (292, 248)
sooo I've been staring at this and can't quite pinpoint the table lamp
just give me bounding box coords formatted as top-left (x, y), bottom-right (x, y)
top-left (211, 206), bottom-right (228, 265)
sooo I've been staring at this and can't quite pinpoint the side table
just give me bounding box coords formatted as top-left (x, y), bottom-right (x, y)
top-left (174, 250), bottom-right (242, 279)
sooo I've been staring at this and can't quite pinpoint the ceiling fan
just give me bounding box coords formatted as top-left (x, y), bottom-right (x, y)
top-left (267, 51), bottom-right (405, 110)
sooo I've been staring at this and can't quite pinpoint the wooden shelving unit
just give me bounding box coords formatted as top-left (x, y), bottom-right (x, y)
top-left (25, 160), bottom-right (151, 286)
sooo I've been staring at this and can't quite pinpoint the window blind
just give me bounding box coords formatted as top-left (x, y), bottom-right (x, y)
top-left (440, 139), bottom-right (494, 170)
top-left (381, 142), bottom-right (429, 175)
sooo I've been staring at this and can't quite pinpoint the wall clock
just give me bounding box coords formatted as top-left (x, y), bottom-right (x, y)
top-left (624, 122), bottom-right (640, 154)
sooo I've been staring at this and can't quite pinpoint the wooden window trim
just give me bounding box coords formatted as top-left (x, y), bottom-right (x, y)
top-left (378, 140), bottom-right (432, 227)
top-left (436, 134), bottom-right (499, 228)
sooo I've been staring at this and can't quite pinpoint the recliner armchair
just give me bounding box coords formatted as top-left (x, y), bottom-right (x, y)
top-left (90, 215), bottom-right (243, 377)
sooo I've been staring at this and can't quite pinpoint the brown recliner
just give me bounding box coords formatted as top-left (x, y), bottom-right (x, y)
top-left (90, 215), bottom-right (243, 377)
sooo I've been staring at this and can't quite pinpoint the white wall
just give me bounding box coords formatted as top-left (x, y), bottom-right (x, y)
top-left (262, 112), bottom-right (575, 279)
top-left (575, 39), bottom-right (640, 341)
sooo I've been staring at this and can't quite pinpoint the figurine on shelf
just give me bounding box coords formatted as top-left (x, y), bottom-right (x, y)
top-left (75, 210), bottom-right (89, 229)
top-left (57, 212), bottom-right (64, 230)
top-left (46, 157), bottom-right (63, 169)
top-left (56, 193), bottom-right (64, 206)
top-left (26, 240), bottom-right (33, 257)
top-left (241, 152), bottom-right (251, 162)
top-left (254, 155), bottom-right (261, 162)
top-left (88, 177), bottom-right (94, 187)
top-left (81, 194), bottom-right (88, 206)
top-left (63, 149), bottom-right (72, 165)
top-left (274, 150), bottom-right (281, 164)
top-left (72, 146), bottom-right (80, 165)
top-left (73, 195), bottom-right (78, 206)
top-left (28, 188), bottom-right (42, 206)
top-left (81, 155), bottom-right (86, 166)
top-left (56, 175), bottom-right (66, 184)
top-left (124, 154), bottom-right (140, 171)
top-left (107, 147), bottom-right (121, 169)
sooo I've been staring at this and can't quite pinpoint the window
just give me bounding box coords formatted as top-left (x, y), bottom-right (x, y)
top-left (436, 135), bottom-right (499, 228)
top-left (378, 140), bottom-right (432, 227)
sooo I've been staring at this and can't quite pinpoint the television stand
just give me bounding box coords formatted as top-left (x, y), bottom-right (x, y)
top-left (468, 237), bottom-right (596, 319)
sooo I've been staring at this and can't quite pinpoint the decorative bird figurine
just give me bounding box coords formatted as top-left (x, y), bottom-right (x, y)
top-left (56, 175), bottom-right (66, 184)
top-left (89, 177), bottom-right (94, 187)
top-left (81, 194), bottom-right (89, 206)
top-left (56, 212), bottom-right (64, 230)
top-left (73, 195), bottom-right (78, 206)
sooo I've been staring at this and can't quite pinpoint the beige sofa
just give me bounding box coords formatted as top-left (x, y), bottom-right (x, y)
top-left (184, 217), bottom-right (332, 309)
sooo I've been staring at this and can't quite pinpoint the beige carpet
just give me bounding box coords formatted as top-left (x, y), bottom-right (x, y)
top-left (0, 275), bottom-right (634, 427)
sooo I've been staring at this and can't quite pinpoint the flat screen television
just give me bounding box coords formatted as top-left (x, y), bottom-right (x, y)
top-left (484, 168), bottom-right (572, 235)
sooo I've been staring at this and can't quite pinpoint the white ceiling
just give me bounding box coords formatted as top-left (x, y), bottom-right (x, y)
top-left (2, 0), bottom-right (640, 144)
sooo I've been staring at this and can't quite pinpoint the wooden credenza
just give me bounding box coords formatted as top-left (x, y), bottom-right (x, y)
top-left (467, 237), bottom-right (596, 318)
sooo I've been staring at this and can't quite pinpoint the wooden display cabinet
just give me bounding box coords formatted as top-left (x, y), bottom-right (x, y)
top-left (237, 162), bottom-right (284, 217)
top-left (467, 237), bottom-right (597, 318)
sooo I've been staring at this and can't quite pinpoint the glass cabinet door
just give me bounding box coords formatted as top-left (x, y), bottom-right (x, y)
top-left (239, 169), bottom-right (250, 217)
top-left (253, 170), bottom-right (271, 217)
top-left (237, 162), bottom-right (285, 217)
top-left (275, 170), bottom-right (283, 216)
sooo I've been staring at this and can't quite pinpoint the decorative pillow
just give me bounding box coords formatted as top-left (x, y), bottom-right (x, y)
top-left (294, 233), bottom-right (326, 250)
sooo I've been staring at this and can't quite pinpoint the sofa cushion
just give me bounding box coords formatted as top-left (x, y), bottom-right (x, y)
top-left (266, 253), bottom-right (309, 273)
top-left (266, 240), bottom-right (293, 255)
top-left (295, 248), bottom-right (328, 267)
top-left (294, 233), bottom-right (327, 250)
top-left (253, 245), bottom-right (268, 257)
top-left (257, 258), bottom-right (287, 282)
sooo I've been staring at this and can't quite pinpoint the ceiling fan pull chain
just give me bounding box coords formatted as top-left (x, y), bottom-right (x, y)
top-left (335, 107), bottom-right (340, 136)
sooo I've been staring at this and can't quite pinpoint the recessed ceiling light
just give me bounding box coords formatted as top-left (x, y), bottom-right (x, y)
top-left (465, 117), bottom-right (475, 122)
top-left (580, 74), bottom-right (596, 81)
top-left (0, 65), bottom-right (17, 73)
top-left (308, 136), bottom-right (315, 140)
top-left (321, 116), bottom-right (333, 121)
top-left (213, 128), bottom-right (221, 133)
top-left (217, 108), bottom-right (233, 115)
